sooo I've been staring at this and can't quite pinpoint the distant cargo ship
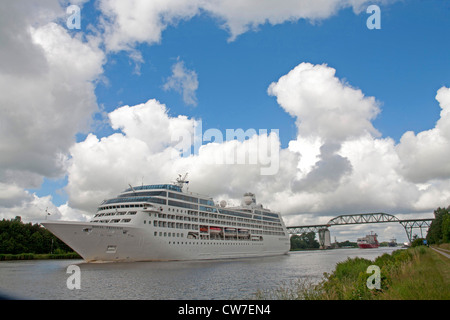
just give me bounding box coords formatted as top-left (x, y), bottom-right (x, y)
top-left (357, 232), bottom-right (379, 249)
top-left (388, 238), bottom-right (397, 247)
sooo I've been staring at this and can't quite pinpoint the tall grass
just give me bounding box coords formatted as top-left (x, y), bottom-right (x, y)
top-left (254, 247), bottom-right (449, 300)
top-left (380, 247), bottom-right (449, 300)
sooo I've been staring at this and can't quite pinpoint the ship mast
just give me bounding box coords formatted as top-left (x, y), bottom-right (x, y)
top-left (174, 173), bottom-right (189, 190)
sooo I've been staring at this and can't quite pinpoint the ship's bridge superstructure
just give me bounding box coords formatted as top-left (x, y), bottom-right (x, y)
top-left (90, 184), bottom-right (286, 239)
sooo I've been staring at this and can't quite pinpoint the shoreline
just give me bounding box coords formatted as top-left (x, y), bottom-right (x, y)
top-left (0, 252), bottom-right (81, 261)
top-left (256, 246), bottom-right (450, 300)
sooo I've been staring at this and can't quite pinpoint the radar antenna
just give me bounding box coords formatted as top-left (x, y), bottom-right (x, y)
top-left (174, 173), bottom-right (189, 189)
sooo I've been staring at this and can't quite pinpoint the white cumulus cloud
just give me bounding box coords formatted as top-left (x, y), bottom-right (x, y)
top-left (53, 63), bottom-right (450, 228)
top-left (396, 87), bottom-right (450, 183)
top-left (97, 0), bottom-right (396, 49)
top-left (163, 60), bottom-right (199, 106)
top-left (0, 1), bottom-right (105, 222)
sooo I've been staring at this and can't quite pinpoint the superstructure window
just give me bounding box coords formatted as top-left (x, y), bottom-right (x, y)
top-left (123, 184), bottom-right (181, 193)
top-left (119, 191), bottom-right (167, 198)
top-left (199, 198), bottom-right (214, 206)
top-left (102, 197), bottom-right (166, 205)
top-left (168, 192), bottom-right (199, 203)
top-left (168, 200), bottom-right (198, 210)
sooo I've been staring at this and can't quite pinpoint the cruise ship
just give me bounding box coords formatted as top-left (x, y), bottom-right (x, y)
top-left (42, 175), bottom-right (290, 262)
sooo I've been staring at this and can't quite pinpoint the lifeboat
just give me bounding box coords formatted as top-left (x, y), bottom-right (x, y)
top-left (224, 227), bottom-right (236, 233)
top-left (210, 227), bottom-right (222, 234)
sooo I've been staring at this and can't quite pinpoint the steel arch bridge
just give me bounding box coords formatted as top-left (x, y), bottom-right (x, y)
top-left (286, 212), bottom-right (434, 245)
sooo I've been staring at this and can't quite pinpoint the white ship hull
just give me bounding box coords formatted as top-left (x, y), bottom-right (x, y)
top-left (43, 220), bottom-right (289, 262)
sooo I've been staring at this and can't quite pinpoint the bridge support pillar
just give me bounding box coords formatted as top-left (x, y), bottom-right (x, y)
top-left (318, 228), bottom-right (330, 249)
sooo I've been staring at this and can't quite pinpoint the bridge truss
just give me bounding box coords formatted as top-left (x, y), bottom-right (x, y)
top-left (399, 219), bottom-right (434, 243)
top-left (287, 212), bottom-right (434, 245)
top-left (328, 213), bottom-right (399, 225)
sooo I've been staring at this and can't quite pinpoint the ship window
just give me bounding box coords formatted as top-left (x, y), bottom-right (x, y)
top-left (168, 200), bottom-right (199, 210)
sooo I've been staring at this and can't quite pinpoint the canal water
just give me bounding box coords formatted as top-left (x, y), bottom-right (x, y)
top-left (0, 247), bottom-right (399, 300)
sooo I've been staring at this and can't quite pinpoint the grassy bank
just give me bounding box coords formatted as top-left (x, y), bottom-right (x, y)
top-left (255, 247), bottom-right (450, 300)
top-left (0, 252), bottom-right (81, 261)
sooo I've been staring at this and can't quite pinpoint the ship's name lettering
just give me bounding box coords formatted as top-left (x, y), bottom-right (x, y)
top-left (91, 225), bottom-right (123, 230)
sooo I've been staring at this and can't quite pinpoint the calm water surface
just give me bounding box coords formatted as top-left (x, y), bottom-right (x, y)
top-left (0, 247), bottom-right (399, 300)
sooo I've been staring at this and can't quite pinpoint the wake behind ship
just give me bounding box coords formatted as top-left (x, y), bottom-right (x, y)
top-left (42, 176), bottom-right (290, 262)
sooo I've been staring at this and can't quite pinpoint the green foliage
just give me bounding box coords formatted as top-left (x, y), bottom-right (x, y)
top-left (336, 240), bottom-right (358, 248)
top-left (290, 232), bottom-right (320, 250)
top-left (0, 217), bottom-right (73, 254)
top-left (256, 246), bottom-right (447, 300)
top-left (0, 252), bottom-right (81, 261)
top-left (427, 206), bottom-right (450, 244)
top-left (411, 237), bottom-right (425, 247)
top-left (319, 257), bottom-right (376, 299)
top-left (316, 248), bottom-right (428, 300)
top-left (442, 213), bottom-right (450, 243)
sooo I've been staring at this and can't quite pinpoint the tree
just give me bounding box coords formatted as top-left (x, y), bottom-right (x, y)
top-left (426, 206), bottom-right (450, 244)
top-left (442, 214), bottom-right (450, 243)
top-left (290, 232), bottom-right (320, 250)
top-left (0, 217), bottom-right (73, 254)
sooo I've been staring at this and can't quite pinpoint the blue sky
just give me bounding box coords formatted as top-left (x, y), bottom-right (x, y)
top-left (90, 0), bottom-right (449, 143)
top-left (1, 0), bottom-right (450, 242)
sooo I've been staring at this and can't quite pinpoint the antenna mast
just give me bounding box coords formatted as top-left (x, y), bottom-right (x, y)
top-left (174, 173), bottom-right (189, 190)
